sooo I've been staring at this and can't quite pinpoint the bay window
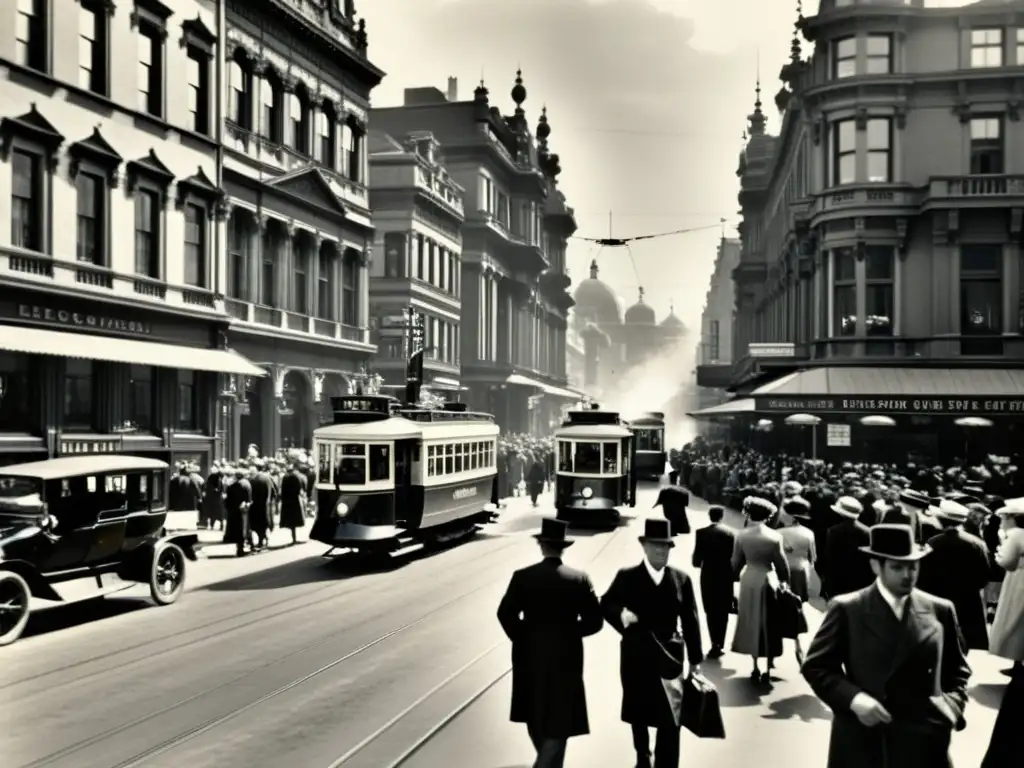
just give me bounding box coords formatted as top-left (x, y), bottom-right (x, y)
top-left (831, 120), bottom-right (856, 186)
top-left (832, 247), bottom-right (857, 339)
top-left (866, 119), bottom-right (892, 183)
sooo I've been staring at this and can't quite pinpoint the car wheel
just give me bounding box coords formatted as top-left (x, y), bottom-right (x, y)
top-left (0, 571), bottom-right (31, 646)
top-left (150, 543), bottom-right (187, 606)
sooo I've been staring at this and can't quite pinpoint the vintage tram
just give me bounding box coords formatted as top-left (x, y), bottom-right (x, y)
top-left (310, 393), bottom-right (500, 556)
top-left (554, 404), bottom-right (637, 522)
top-left (628, 411), bottom-right (666, 480)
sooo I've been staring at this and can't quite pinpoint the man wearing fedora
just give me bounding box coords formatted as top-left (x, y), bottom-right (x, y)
top-left (496, 517), bottom-right (604, 768)
top-left (600, 518), bottom-right (704, 768)
top-left (821, 496), bottom-right (873, 601)
top-left (802, 524), bottom-right (972, 768)
top-left (917, 499), bottom-right (991, 651)
top-left (881, 489), bottom-right (931, 543)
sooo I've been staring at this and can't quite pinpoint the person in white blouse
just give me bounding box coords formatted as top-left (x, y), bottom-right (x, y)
top-left (988, 499), bottom-right (1024, 667)
top-left (780, 496), bottom-right (816, 664)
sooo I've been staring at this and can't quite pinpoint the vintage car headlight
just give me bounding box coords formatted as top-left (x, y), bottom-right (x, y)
top-left (581, 486), bottom-right (594, 499)
top-left (334, 501), bottom-right (349, 519)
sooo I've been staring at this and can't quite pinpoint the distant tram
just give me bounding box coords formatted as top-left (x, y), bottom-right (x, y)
top-left (310, 363), bottom-right (499, 556)
top-left (628, 411), bottom-right (666, 480)
top-left (554, 404), bottom-right (637, 521)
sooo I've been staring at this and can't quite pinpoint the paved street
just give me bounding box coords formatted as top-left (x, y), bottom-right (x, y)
top-left (2, 488), bottom-right (1009, 768)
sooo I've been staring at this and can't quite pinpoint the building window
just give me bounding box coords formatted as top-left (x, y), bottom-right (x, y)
top-left (709, 320), bottom-right (720, 361)
top-left (1017, 28), bottom-right (1024, 65)
top-left (183, 204), bottom-right (206, 288)
top-left (383, 232), bottom-right (405, 278)
top-left (78, 3), bottom-right (108, 96)
top-left (177, 370), bottom-right (197, 431)
top-left (970, 28), bottom-right (1003, 68)
top-left (866, 34), bottom-right (891, 75)
top-left (261, 231), bottom-right (276, 306)
top-left (75, 172), bottom-right (104, 264)
top-left (0, 353), bottom-right (34, 433)
top-left (134, 190), bottom-right (160, 278)
top-left (228, 54), bottom-right (251, 129)
top-left (227, 214), bottom-right (248, 300)
top-left (415, 234), bottom-right (425, 279)
top-left (865, 246), bottom-right (894, 339)
top-left (832, 36), bottom-right (856, 79)
top-left (342, 252), bottom-right (358, 326)
top-left (64, 359), bottom-right (94, 430)
top-left (10, 150), bottom-right (42, 252)
top-left (259, 72), bottom-right (282, 142)
top-left (344, 118), bottom-right (363, 183)
top-left (831, 119), bottom-right (856, 186)
top-left (186, 49), bottom-right (210, 135)
top-left (288, 87), bottom-right (309, 154)
top-left (293, 242), bottom-right (308, 314)
top-left (833, 247), bottom-right (857, 338)
top-left (15, 0), bottom-right (46, 73)
top-left (960, 244), bottom-right (1003, 355)
top-left (481, 175), bottom-right (493, 213)
top-left (128, 365), bottom-right (153, 430)
top-left (318, 102), bottom-right (337, 167)
top-left (866, 119), bottom-right (892, 182)
top-left (970, 117), bottom-right (1003, 174)
top-left (137, 26), bottom-right (163, 118)
top-left (317, 248), bottom-right (333, 320)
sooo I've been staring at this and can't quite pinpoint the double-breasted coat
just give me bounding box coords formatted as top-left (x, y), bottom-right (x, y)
top-left (496, 557), bottom-right (604, 738)
top-left (600, 563), bottom-right (704, 727)
top-left (918, 527), bottom-right (991, 650)
top-left (802, 585), bottom-right (971, 768)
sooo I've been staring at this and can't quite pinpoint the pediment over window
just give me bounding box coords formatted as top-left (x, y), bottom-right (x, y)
top-left (68, 128), bottom-right (123, 185)
top-left (181, 15), bottom-right (216, 52)
top-left (0, 104), bottom-right (64, 165)
top-left (175, 166), bottom-right (223, 210)
top-left (267, 166), bottom-right (348, 217)
top-left (126, 148), bottom-right (175, 193)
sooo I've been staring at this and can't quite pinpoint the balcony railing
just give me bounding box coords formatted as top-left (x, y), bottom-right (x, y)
top-left (0, 246), bottom-right (220, 314)
top-left (222, 296), bottom-right (369, 345)
top-left (928, 175), bottom-right (1024, 198)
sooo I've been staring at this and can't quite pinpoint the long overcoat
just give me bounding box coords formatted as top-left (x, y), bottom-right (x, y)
top-left (222, 478), bottom-right (252, 545)
top-left (822, 520), bottom-right (873, 599)
top-left (692, 522), bottom-right (736, 618)
top-left (278, 470), bottom-right (307, 530)
top-left (802, 585), bottom-right (971, 768)
top-left (600, 563), bottom-right (704, 727)
top-left (496, 557), bottom-right (603, 738)
top-left (918, 527), bottom-right (991, 650)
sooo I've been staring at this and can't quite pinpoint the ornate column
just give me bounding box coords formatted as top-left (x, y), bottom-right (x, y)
top-left (281, 221), bottom-right (296, 312)
top-left (360, 245), bottom-right (371, 342)
top-left (255, 215), bottom-right (270, 305)
top-left (309, 232), bottom-right (322, 321)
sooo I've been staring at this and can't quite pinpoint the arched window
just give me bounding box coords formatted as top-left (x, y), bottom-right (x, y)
top-left (344, 117), bottom-right (363, 183)
top-left (259, 69), bottom-right (281, 143)
top-left (289, 83), bottom-right (310, 154)
top-left (318, 100), bottom-right (337, 168)
top-left (228, 51), bottom-right (251, 129)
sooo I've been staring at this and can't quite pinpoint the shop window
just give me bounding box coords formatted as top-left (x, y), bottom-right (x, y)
top-left (64, 359), bottom-right (94, 430)
top-left (128, 364), bottom-right (154, 430)
top-left (832, 247), bottom-right (857, 342)
top-left (0, 352), bottom-right (34, 433)
top-left (960, 244), bottom-right (1003, 355)
top-left (176, 369), bottom-right (198, 431)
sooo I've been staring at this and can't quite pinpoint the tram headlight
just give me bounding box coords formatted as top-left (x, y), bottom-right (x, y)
top-left (334, 501), bottom-right (350, 519)
top-left (581, 486), bottom-right (594, 499)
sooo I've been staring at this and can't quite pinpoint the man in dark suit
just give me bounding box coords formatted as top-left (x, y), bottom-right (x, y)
top-left (497, 517), bottom-right (603, 767)
top-left (882, 489), bottom-right (929, 543)
top-left (822, 496), bottom-right (873, 600)
top-left (802, 524), bottom-right (972, 768)
top-left (653, 485), bottom-right (691, 535)
top-left (691, 505), bottom-right (735, 658)
top-left (601, 519), bottom-right (704, 768)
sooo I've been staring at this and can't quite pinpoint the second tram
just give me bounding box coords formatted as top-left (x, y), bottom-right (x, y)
top-left (628, 411), bottom-right (666, 480)
top-left (554, 404), bottom-right (637, 522)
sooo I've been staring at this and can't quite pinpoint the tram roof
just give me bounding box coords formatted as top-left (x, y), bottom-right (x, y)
top-left (555, 424), bottom-right (633, 439)
top-left (314, 417), bottom-right (423, 441)
top-left (628, 417), bottom-right (665, 426)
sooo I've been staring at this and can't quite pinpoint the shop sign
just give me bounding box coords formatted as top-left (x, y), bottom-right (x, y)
top-left (826, 424), bottom-right (851, 447)
top-left (748, 343), bottom-right (795, 359)
top-left (756, 396), bottom-right (1024, 415)
top-left (59, 436), bottom-right (124, 455)
top-left (18, 304), bottom-right (152, 336)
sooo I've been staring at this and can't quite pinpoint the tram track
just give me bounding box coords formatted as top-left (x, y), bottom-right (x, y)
top-left (3, 532), bottom-right (522, 694)
top-left (13, 536), bottom-right (533, 768)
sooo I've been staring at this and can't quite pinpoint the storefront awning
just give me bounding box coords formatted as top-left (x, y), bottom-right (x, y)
top-left (429, 377), bottom-right (465, 391)
top-left (752, 367), bottom-right (1024, 415)
top-left (0, 326), bottom-right (266, 377)
top-left (542, 383), bottom-right (580, 399)
top-left (688, 398), bottom-right (755, 419)
top-left (506, 373), bottom-right (546, 388)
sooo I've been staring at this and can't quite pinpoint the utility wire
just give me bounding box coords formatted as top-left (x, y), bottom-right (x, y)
top-left (572, 220), bottom-right (726, 247)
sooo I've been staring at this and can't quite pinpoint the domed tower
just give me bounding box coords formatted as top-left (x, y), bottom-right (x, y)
top-left (572, 260), bottom-right (623, 332)
top-left (659, 303), bottom-right (687, 350)
top-left (623, 287), bottom-right (657, 366)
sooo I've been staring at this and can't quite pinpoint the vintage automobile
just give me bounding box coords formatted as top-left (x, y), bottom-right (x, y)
top-left (0, 455), bottom-right (199, 646)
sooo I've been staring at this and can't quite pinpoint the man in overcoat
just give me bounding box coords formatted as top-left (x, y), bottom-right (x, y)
top-left (496, 517), bottom-right (603, 767)
top-left (653, 485), bottom-right (691, 535)
top-left (601, 518), bottom-right (704, 768)
top-left (822, 496), bottom-right (873, 600)
top-left (802, 524), bottom-right (972, 768)
top-left (691, 505), bottom-right (735, 658)
top-left (881, 488), bottom-right (929, 543)
top-left (917, 499), bottom-right (991, 651)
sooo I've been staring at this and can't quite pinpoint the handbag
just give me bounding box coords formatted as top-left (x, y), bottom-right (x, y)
top-left (650, 631), bottom-right (685, 680)
top-left (680, 673), bottom-right (726, 738)
top-left (776, 583), bottom-right (808, 639)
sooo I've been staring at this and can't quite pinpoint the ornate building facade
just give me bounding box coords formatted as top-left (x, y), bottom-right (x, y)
top-left (695, 237), bottom-right (741, 414)
top-left (0, 0), bottom-right (264, 469)
top-left (369, 76), bottom-right (577, 433)
top-left (219, 0), bottom-right (384, 455)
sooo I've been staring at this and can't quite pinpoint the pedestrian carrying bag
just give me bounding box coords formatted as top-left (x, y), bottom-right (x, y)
top-left (650, 631), bottom-right (685, 679)
top-left (680, 673), bottom-right (726, 739)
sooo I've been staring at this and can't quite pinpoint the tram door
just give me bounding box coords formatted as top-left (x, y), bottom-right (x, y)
top-left (393, 439), bottom-right (415, 527)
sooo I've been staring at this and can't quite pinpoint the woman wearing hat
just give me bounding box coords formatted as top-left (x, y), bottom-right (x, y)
top-left (988, 500), bottom-right (1024, 668)
top-left (731, 496), bottom-right (791, 683)
top-left (779, 496), bottom-right (816, 664)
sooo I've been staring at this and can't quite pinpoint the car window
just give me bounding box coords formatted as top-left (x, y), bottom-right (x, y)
top-left (125, 473), bottom-right (150, 513)
top-left (151, 471), bottom-right (167, 507)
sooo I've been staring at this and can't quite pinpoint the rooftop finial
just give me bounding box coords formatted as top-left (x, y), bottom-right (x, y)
top-left (748, 58), bottom-right (767, 136)
top-left (512, 67), bottom-right (526, 107)
top-left (637, 286), bottom-right (645, 303)
top-left (589, 259), bottom-right (599, 279)
top-left (791, 0), bottom-right (803, 63)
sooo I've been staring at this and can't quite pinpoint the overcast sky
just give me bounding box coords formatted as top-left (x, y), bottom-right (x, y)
top-left (359, 0), bottom-right (978, 340)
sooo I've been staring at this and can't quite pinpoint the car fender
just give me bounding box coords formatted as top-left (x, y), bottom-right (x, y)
top-left (0, 559), bottom-right (62, 601)
top-left (117, 534), bottom-right (199, 582)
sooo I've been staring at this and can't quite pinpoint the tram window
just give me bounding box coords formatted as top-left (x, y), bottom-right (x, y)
top-left (602, 442), bottom-right (619, 473)
top-left (454, 443), bottom-right (464, 472)
top-left (558, 442), bottom-right (572, 471)
top-left (317, 443), bottom-right (332, 483)
top-left (488, 441), bottom-right (495, 467)
top-left (444, 444), bottom-right (454, 474)
top-left (574, 442), bottom-right (601, 474)
top-left (334, 443), bottom-right (366, 485)
top-left (427, 445), bottom-right (437, 477)
top-left (369, 444), bottom-right (390, 482)
top-left (651, 430), bottom-right (663, 451)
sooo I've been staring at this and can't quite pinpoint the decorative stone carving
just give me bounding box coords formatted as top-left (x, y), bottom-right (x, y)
top-left (854, 108), bottom-right (868, 130)
top-left (312, 371), bottom-right (325, 403)
top-left (895, 217), bottom-right (909, 256)
top-left (894, 104), bottom-right (907, 130)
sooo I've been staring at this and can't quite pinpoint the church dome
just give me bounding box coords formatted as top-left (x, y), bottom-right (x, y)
top-left (573, 260), bottom-right (622, 325)
top-left (660, 306), bottom-right (685, 331)
top-left (624, 288), bottom-right (656, 325)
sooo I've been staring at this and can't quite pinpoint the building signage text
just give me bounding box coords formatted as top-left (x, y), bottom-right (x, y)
top-left (59, 436), bottom-right (124, 455)
top-left (748, 343), bottom-right (795, 359)
top-left (757, 396), bottom-right (1024, 415)
top-left (18, 304), bottom-right (152, 336)
top-left (453, 486), bottom-right (478, 500)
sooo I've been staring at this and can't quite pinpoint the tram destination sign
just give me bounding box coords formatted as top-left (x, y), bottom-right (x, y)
top-left (755, 396), bottom-right (1024, 415)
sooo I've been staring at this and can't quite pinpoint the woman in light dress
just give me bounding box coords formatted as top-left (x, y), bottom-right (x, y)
top-left (989, 501), bottom-right (1024, 669)
top-left (779, 496), bottom-right (816, 665)
top-left (731, 496), bottom-right (791, 684)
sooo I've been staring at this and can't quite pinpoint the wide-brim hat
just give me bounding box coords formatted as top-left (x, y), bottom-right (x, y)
top-left (534, 517), bottom-right (574, 547)
top-left (831, 495), bottom-right (864, 519)
top-left (639, 518), bottom-right (675, 546)
top-left (899, 489), bottom-right (931, 510)
top-left (860, 524), bottom-right (931, 561)
top-left (744, 496), bottom-right (778, 521)
top-left (994, 498), bottom-right (1024, 516)
top-left (934, 498), bottom-right (970, 523)
top-left (782, 496), bottom-right (812, 519)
